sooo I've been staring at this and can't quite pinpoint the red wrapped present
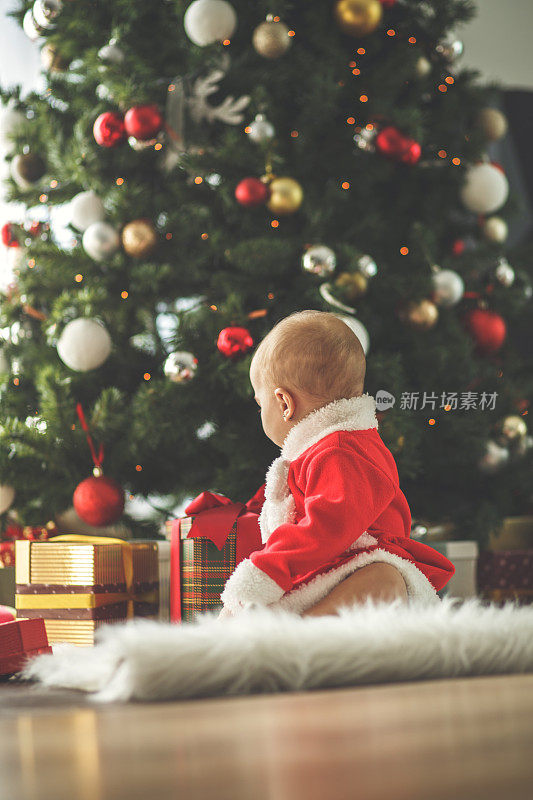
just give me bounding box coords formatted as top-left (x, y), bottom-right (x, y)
top-left (0, 617), bottom-right (52, 676)
top-left (170, 487), bottom-right (265, 622)
top-left (477, 549), bottom-right (533, 604)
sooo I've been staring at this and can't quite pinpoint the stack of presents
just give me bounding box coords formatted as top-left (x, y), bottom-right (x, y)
top-left (1, 488), bottom-right (532, 675)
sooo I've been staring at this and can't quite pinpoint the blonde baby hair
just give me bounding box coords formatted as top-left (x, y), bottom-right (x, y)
top-left (250, 310), bottom-right (366, 402)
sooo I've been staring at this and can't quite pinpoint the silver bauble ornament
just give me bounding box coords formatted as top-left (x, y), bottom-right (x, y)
top-left (70, 190), bottom-right (106, 232)
top-left (500, 415), bottom-right (527, 442)
top-left (246, 113), bottom-right (275, 144)
top-left (32, 0), bottom-right (62, 31)
top-left (164, 351), bottom-right (198, 383)
top-left (495, 258), bottom-right (515, 287)
top-left (483, 216), bottom-right (508, 243)
top-left (357, 254), bottom-right (377, 278)
top-left (335, 314), bottom-right (370, 354)
top-left (476, 108), bottom-right (508, 142)
top-left (57, 318), bottom-right (112, 371)
top-left (23, 9), bottom-right (41, 40)
top-left (183, 0), bottom-right (237, 46)
top-left (82, 222), bottom-right (120, 261)
top-left (302, 245), bottom-right (337, 278)
top-left (431, 268), bottom-right (464, 307)
top-left (436, 39), bottom-right (463, 61)
top-left (98, 39), bottom-right (125, 65)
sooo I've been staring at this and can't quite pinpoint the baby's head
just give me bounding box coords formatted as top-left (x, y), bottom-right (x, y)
top-left (250, 310), bottom-right (366, 447)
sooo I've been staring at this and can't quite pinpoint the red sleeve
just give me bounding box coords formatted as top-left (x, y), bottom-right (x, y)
top-left (249, 446), bottom-right (396, 592)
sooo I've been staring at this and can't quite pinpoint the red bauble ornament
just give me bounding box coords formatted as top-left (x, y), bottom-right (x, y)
top-left (452, 238), bottom-right (465, 256)
top-left (73, 473), bottom-right (125, 526)
top-left (235, 177), bottom-right (270, 207)
top-left (93, 111), bottom-right (126, 147)
top-left (124, 105), bottom-right (163, 141)
top-left (217, 326), bottom-right (254, 358)
top-left (375, 126), bottom-right (422, 165)
top-left (463, 308), bottom-right (507, 354)
top-left (1, 223), bottom-right (18, 247)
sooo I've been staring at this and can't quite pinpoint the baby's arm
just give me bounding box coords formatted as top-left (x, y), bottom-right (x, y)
top-left (220, 446), bottom-right (396, 614)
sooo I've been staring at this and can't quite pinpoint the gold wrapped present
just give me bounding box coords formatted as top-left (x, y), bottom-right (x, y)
top-left (15, 535), bottom-right (159, 647)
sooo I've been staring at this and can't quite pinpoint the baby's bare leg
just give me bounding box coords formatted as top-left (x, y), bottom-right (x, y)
top-left (301, 562), bottom-right (408, 617)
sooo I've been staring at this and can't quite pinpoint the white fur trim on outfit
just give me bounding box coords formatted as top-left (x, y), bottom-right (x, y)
top-left (225, 393), bottom-right (439, 613)
top-left (258, 393), bottom-right (377, 545)
top-left (221, 558), bottom-right (284, 613)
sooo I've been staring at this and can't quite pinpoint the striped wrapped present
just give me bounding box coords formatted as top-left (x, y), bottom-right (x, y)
top-left (170, 488), bottom-right (264, 622)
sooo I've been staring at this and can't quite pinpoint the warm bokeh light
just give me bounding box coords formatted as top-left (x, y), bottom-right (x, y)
top-left (267, 292), bottom-right (275, 300)
top-left (346, 117), bottom-right (356, 125)
top-left (438, 149), bottom-right (447, 158)
top-left (341, 181), bottom-right (350, 189)
top-left (408, 36), bottom-right (417, 44)
top-left (271, 220), bottom-right (279, 228)
top-left (359, 94), bottom-right (368, 103)
top-left (39, 194), bottom-right (48, 203)
top-left (387, 29), bottom-right (396, 36)
top-left (154, 142), bottom-right (163, 150)
top-left (445, 76), bottom-right (455, 84)
top-left (50, 179), bottom-right (58, 188)
top-left (143, 373), bottom-right (151, 381)
top-left (165, 232), bottom-right (173, 240)
top-left (135, 464), bottom-right (142, 471)
top-left (357, 47), bottom-right (365, 54)
top-left (121, 290), bottom-right (128, 299)
top-left (74, 273), bottom-right (83, 282)
top-left (400, 246), bottom-right (409, 255)
top-left (210, 304), bottom-right (218, 311)
top-left (352, 68), bottom-right (361, 75)
top-left (201, 232), bottom-right (209, 239)
top-left (438, 84), bottom-right (447, 92)
top-left (116, 177), bottom-right (124, 186)
top-left (194, 176), bottom-right (203, 184)
top-left (428, 418), bottom-right (436, 426)
top-left (290, 130), bottom-right (299, 137)
top-left (452, 157), bottom-right (461, 165)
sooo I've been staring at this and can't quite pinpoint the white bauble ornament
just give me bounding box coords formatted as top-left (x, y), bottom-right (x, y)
top-left (184, 0), bottom-right (237, 46)
top-left (32, 0), bottom-right (62, 31)
top-left (23, 9), bottom-right (41, 40)
top-left (0, 103), bottom-right (25, 154)
top-left (82, 222), bottom-right (120, 261)
top-left (98, 39), bottom-right (125, 64)
top-left (460, 163), bottom-right (509, 215)
top-left (431, 269), bottom-right (464, 307)
top-left (164, 351), bottom-right (198, 383)
top-left (57, 318), bottom-right (112, 371)
top-left (247, 114), bottom-right (275, 144)
top-left (483, 216), bottom-right (508, 243)
top-left (336, 314), bottom-right (370, 355)
top-left (302, 245), bottom-right (336, 278)
top-left (96, 84), bottom-right (114, 102)
top-left (476, 108), bottom-right (508, 142)
top-left (70, 190), bottom-right (105, 231)
top-left (0, 484), bottom-right (15, 514)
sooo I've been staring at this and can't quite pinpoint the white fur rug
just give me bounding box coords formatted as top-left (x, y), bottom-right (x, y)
top-left (21, 597), bottom-right (533, 703)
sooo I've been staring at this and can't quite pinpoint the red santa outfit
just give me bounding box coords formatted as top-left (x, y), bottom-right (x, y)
top-left (221, 393), bottom-right (455, 615)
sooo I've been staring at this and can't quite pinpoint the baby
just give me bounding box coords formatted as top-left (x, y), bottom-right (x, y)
top-left (220, 310), bottom-right (455, 617)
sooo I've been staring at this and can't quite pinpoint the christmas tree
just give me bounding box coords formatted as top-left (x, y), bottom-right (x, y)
top-left (0, 0), bottom-right (531, 544)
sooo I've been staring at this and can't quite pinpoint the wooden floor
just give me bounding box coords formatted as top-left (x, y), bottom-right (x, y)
top-left (1, 674), bottom-right (533, 800)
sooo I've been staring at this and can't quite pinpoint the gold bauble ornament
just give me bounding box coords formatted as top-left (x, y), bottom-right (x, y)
top-left (252, 18), bottom-right (292, 59)
top-left (122, 219), bottom-right (158, 258)
top-left (499, 415), bottom-right (528, 441)
top-left (266, 177), bottom-right (303, 215)
top-left (333, 0), bottom-right (383, 37)
top-left (475, 108), bottom-right (508, 142)
top-left (400, 299), bottom-right (439, 330)
top-left (335, 271), bottom-right (368, 301)
top-left (41, 42), bottom-right (70, 72)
